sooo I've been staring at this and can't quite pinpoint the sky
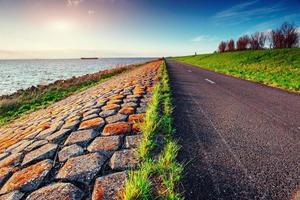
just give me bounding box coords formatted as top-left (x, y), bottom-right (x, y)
top-left (0, 0), bottom-right (299, 59)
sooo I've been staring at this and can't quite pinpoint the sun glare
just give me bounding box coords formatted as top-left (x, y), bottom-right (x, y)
top-left (50, 20), bottom-right (73, 32)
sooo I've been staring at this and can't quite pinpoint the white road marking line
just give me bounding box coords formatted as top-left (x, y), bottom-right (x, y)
top-left (205, 78), bottom-right (216, 84)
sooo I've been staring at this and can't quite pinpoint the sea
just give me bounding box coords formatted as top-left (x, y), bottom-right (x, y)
top-left (0, 58), bottom-right (156, 96)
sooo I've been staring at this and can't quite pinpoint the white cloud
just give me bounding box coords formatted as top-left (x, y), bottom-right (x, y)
top-left (191, 35), bottom-right (217, 42)
top-left (67, 0), bottom-right (84, 7)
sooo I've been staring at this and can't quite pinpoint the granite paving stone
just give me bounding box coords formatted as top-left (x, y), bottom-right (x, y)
top-left (64, 129), bottom-right (99, 147)
top-left (82, 113), bottom-right (99, 121)
top-left (107, 99), bottom-right (122, 105)
top-left (0, 153), bottom-right (23, 168)
top-left (26, 182), bottom-right (83, 200)
top-left (56, 153), bottom-right (107, 184)
top-left (92, 171), bottom-right (128, 200)
top-left (109, 149), bottom-right (140, 170)
top-left (87, 136), bottom-right (122, 154)
top-left (46, 128), bottom-right (72, 144)
top-left (101, 104), bottom-right (120, 111)
top-left (61, 120), bottom-right (80, 130)
top-left (136, 107), bottom-right (147, 114)
top-left (0, 167), bottom-right (13, 186)
top-left (132, 124), bottom-right (142, 134)
top-left (22, 143), bottom-right (58, 166)
top-left (58, 144), bottom-right (84, 162)
top-left (121, 102), bottom-right (138, 108)
top-left (78, 117), bottom-right (105, 131)
top-left (9, 140), bottom-right (33, 154)
top-left (0, 152), bottom-right (10, 161)
top-left (102, 122), bottom-right (131, 136)
top-left (119, 107), bottom-right (135, 115)
top-left (123, 98), bottom-right (139, 103)
top-left (0, 159), bottom-right (53, 194)
top-left (128, 113), bottom-right (145, 123)
top-left (125, 135), bottom-right (143, 148)
top-left (105, 114), bottom-right (127, 124)
top-left (99, 109), bottom-right (117, 118)
top-left (0, 190), bottom-right (24, 200)
top-left (83, 108), bottom-right (101, 117)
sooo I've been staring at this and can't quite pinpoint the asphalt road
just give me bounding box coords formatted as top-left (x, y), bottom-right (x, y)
top-left (166, 59), bottom-right (300, 200)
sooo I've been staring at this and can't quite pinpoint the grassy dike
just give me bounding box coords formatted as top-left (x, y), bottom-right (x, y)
top-left (123, 61), bottom-right (183, 199)
top-left (0, 64), bottom-right (139, 126)
top-left (174, 48), bottom-right (300, 92)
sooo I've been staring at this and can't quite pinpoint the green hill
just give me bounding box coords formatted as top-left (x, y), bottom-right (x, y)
top-left (173, 48), bottom-right (300, 92)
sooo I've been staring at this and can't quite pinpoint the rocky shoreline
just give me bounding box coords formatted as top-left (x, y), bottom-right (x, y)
top-left (0, 60), bottom-right (162, 199)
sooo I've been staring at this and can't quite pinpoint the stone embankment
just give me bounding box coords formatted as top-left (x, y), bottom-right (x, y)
top-left (0, 60), bottom-right (162, 200)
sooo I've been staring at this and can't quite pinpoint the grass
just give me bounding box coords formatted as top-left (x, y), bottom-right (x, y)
top-left (123, 61), bottom-right (183, 200)
top-left (173, 48), bottom-right (300, 92)
top-left (0, 65), bottom-right (136, 126)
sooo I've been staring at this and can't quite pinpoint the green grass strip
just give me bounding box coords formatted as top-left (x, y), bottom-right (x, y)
top-left (123, 61), bottom-right (183, 200)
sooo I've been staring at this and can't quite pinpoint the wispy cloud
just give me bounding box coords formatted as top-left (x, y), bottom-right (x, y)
top-left (213, 0), bottom-right (283, 25)
top-left (252, 13), bottom-right (300, 31)
top-left (66, 0), bottom-right (84, 7)
top-left (191, 35), bottom-right (217, 42)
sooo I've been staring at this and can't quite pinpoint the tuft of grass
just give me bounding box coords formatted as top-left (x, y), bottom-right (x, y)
top-left (123, 61), bottom-right (183, 200)
top-left (123, 161), bottom-right (153, 200)
top-left (173, 48), bottom-right (300, 92)
top-left (137, 85), bottom-right (161, 160)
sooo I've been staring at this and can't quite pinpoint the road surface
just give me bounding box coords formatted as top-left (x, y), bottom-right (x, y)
top-left (166, 60), bottom-right (300, 200)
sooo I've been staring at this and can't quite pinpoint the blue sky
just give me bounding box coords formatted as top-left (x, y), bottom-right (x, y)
top-left (0, 0), bottom-right (299, 58)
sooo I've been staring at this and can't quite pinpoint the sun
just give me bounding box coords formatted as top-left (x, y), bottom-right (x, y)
top-left (50, 20), bottom-right (73, 32)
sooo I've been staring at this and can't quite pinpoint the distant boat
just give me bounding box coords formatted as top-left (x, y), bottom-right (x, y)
top-left (80, 57), bottom-right (99, 60)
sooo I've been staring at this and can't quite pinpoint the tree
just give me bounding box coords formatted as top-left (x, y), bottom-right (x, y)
top-left (226, 39), bottom-right (235, 51)
top-left (250, 33), bottom-right (260, 50)
top-left (218, 41), bottom-right (227, 53)
top-left (250, 32), bottom-right (266, 50)
top-left (280, 22), bottom-right (299, 48)
top-left (271, 29), bottom-right (284, 48)
top-left (236, 35), bottom-right (250, 50)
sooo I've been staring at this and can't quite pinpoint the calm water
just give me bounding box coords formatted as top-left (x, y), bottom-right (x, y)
top-left (0, 58), bottom-right (155, 96)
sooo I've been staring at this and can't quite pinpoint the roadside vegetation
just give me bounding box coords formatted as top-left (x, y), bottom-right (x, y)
top-left (123, 61), bottom-right (183, 199)
top-left (0, 63), bottom-right (143, 126)
top-left (174, 48), bottom-right (300, 92)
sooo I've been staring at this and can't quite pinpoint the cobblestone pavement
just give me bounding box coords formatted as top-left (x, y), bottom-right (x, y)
top-left (0, 60), bottom-right (162, 200)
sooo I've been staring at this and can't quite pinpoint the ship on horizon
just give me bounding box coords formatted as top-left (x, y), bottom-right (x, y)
top-left (80, 57), bottom-right (99, 60)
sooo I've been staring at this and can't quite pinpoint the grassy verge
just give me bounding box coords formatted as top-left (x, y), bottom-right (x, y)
top-left (123, 61), bottom-right (183, 199)
top-left (0, 64), bottom-right (140, 126)
top-left (173, 48), bottom-right (300, 92)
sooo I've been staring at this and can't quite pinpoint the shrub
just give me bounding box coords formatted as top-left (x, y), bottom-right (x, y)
top-left (218, 41), bottom-right (227, 53)
top-left (226, 39), bottom-right (235, 51)
top-left (236, 35), bottom-right (250, 50)
top-left (250, 32), bottom-right (266, 50)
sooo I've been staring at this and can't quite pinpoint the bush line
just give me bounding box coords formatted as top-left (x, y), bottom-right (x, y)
top-left (123, 61), bottom-right (183, 200)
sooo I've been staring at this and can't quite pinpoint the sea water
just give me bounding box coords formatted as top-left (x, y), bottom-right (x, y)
top-left (0, 58), bottom-right (155, 96)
